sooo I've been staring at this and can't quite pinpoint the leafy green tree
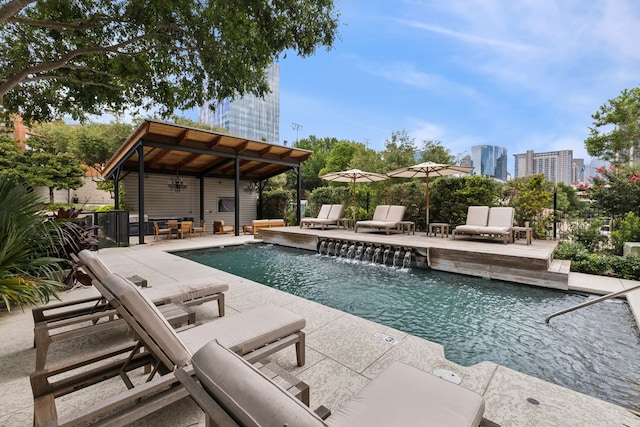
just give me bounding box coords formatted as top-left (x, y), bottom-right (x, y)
top-left (417, 139), bottom-right (455, 164)
top-left (318, 140), bottom-right (365, 176)
top-left (290, 136), bottom-right (339, 191)
top-left (0, 134), bottom-right (23, 181)
top-left (0, 1), bottom-right (339, 123)
top-left (587, 164), bottom-right (640, 218)
top-left (585, 87), bottom-right (640, 164)
top-left (348, 144), bottom-right (386, 173)
top-left (72, 121), bottom-right (134, 173)
top-left (555, 182), bottom-right (584, 215)
top-left (503, 174), bottom-right (554, 234)
top-left (22, 134), bottom-right (85, 203)
top-left (0, 178), bottom-right (68, 310)
top-left (381, 130), bottom-right (416, 171)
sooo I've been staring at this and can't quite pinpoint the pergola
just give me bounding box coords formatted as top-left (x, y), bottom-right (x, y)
top-left (101, 119), bottom-right (312, 244)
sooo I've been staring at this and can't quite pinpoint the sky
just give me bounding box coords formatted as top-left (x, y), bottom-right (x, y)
top-left (241, 0), bottom-right (640, 175)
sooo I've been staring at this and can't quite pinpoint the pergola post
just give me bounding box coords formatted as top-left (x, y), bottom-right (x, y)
top-left (234, 157), bottom-right (240, 236)
top-left (137, 145), bottom-right (145, 245)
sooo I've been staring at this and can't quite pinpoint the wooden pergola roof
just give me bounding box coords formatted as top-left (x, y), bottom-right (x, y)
top-left (102, 119), bottom-right (312, 181)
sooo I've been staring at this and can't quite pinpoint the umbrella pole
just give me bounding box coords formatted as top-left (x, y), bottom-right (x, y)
top-left (425, 174), bottom-right (430, 233)
top-left (352, 179), bottom-right (356, 220)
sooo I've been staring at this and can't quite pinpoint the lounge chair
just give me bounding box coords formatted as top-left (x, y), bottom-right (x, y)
top-left (153, 221), bottom-right (172, 240)
top-left (214, 220), bottom-right (235, 234)
top-left (452, 206), bottom-right (490, 238)
top-left (355, 205), bottom-right (406, 234)
top-left (176, 339), bottom-right (486, 427)
top-left (31, 272), bottom-right (307, 426)
top-left (33, 250), bottom-right (228, 370)
top-left (300, 204), bottom-right (344, 230)
top-left (453, 206), bottom-right (514, 244)
top-left (192, 219), bottom-right (206, 237)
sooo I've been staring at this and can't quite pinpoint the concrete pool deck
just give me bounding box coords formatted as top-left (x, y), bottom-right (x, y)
top-left (1, 233), bottom-right (639, 426)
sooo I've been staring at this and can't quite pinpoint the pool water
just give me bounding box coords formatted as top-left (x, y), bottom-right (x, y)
top-left (179, 244), bottom-right (640, 409)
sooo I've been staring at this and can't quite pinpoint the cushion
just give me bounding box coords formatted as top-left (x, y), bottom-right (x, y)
top-left (327, 205), bottom-right (344, 220)
top-left (487, 207), bottom-right (514, 227)
top-left (191, 340), bottom-right (326, 427)
top-left (327, 362), bottom-right (485, 427)
top-left (178, 305), bottom-right (305, 354)
top-left (101, 273), bottom-right (192, 367)
top-left (385, 205), bottom-right (406, 223)
top-left (144, 279), bottom-right (229, 304)
top-left (78, 249), bottom-right (112, 281)
top-left (317, 204), bottom-right (332, 219)
top-left (465, 206), bottom-right (490, 227)
top-left (371, 205), bottom-right (390, 221)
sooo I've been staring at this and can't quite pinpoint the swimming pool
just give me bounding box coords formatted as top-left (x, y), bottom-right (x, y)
top-left (179, 244), bottom-right (640, 409)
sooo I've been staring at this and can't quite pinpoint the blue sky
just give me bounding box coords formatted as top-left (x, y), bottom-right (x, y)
top-left (264, 0), bottom-right (640, 175)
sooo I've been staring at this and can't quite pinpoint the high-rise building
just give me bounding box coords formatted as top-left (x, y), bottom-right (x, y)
top-left (199, 64), bottom-right (280, 144)
top-left (470, 145), bottom-right (508, 181)
top-left (513, 149), bottom-right (573, 184)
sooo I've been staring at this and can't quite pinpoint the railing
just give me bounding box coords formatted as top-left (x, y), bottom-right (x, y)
top-left (545, 284), bottom-right (640, 323)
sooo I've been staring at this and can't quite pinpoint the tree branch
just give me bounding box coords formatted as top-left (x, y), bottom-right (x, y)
top-left (0, 0), bottom-right (35, 25)
top-left (9, 15), bottom-right (111, 30)
top-left (26, 74), bottom-right (123, 91)
top-left (0, 33), bottom-right (160, 99)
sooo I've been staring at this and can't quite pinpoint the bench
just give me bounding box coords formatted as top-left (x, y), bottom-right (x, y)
top-left (244, 219), bottom-right (285, 235)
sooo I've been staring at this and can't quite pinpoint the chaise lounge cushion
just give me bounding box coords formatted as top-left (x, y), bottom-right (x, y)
top-left (192, 340), bottom-right (325, 427)
top-left (190, 340), bottom-right (485, 427)
top-left (79, 250), bottom-right (229, 305)
top-left (178, 305), bottom-right (306, 355)
top-left (327, 362), bottom-right (485, 427)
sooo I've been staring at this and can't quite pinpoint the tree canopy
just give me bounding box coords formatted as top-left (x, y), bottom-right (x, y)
top-left (0, 0), bottom-right (340, 123)
top-left (585, 87), bottom-right (640, 164)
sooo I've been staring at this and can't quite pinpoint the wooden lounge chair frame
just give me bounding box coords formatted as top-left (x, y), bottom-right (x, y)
top-left (355, 205), bottom-right (406, 234)
top-left (453, 206), bottom-right (514, 244)
top-left (192, 219), bottom-right (206, 237)
top-left (32, 250), bottom-right (227, 370)
top-left (213, 220), bottom-right (235, 234)
top-left (153, 221), bottom-right (172, 240)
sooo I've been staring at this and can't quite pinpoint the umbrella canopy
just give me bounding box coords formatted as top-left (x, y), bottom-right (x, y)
top-left (320, 169), bottom-right (388, 218)
top-left (386, 162), bottom-right (473, 228)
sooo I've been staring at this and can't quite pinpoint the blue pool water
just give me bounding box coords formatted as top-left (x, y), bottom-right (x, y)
top-left (179, 244), bottom-right (640, 409)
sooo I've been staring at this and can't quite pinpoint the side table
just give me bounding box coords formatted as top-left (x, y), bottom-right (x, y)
top-left (397, 221), bottom-right (415, 235)
top-left (511, 226), bottom-right (532, 245)
top-left (428, 223), bottom-right (450, 238)
top-left (337, 218), bottom-right (354, 230)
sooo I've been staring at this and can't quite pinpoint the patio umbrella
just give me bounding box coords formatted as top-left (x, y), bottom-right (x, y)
top-left (320, 168), bottom-right (388, 219)
top-left (386, 162), bottom-right (473, 229)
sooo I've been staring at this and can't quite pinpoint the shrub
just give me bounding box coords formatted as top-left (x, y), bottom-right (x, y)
top-left (554, 241), bottom-right (590, 262)
top-left (564, 219), bottom-right (608, 252)
top-left (262, 189), bottom-right (293, 222)
top-left (0, 179), bottom-right (68, 310)
top-left (610, 212), bottom-right (640, 255)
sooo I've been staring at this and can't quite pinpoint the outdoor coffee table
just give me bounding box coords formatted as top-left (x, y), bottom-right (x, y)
top-left (511, 226), bottom-right (532, 245)
top-left (397, 221), bottom-right (415, 235)
top-left (429, 222), bottom-right (450, 238)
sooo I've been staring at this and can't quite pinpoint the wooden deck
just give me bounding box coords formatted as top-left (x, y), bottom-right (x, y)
top-left (258, 226), bottom-right (568, 290)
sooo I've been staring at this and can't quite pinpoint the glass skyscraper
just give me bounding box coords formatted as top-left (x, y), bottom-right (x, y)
top-left (470, 145), bottom-right (508, 181)
top-left (199, 64), bottom-right (280, 144)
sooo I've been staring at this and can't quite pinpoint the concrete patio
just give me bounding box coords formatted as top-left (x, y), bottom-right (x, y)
top-left (1, 232), bottom-right (639, 426)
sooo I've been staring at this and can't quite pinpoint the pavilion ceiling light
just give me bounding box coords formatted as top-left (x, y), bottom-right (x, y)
top-left (168, 164), bottom-right (187, 192)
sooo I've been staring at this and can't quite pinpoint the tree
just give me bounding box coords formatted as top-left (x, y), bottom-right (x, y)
top-left (587, 164), bottom-right (640, 218)
top-left (290, 136), bottom-right (339, 191)
top-left (381, 130), bottom-right (416, 171)
top-left (22, 136), bottom-right (85, 203)
top-left (417, 139), bottom-right (455, 164)
top-left (503, 174), bottom-right (554, 232)
top-left (585, 87), bottom-right (640, 164)
top-left (0, 1), bottom-right (339, 123)
top-left (318, 140), bottom-right (365, 176)
top-left (0, 134), bottom-right (23, 182)
top-left (72, 121), bottom-right (134, 173)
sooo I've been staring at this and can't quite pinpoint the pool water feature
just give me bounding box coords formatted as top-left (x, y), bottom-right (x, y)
top-left (180, 244), bottom-right (640, 409)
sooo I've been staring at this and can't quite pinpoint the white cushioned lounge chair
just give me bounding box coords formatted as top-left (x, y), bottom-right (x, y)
top-left (300, 204), bottom-right (344, 230)
top-left (453, 206), bottom-right (514, 244)
top-left (355, 205), bottom-right (406, 234)
top-left (177, 339), bottom-right (487, 427)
